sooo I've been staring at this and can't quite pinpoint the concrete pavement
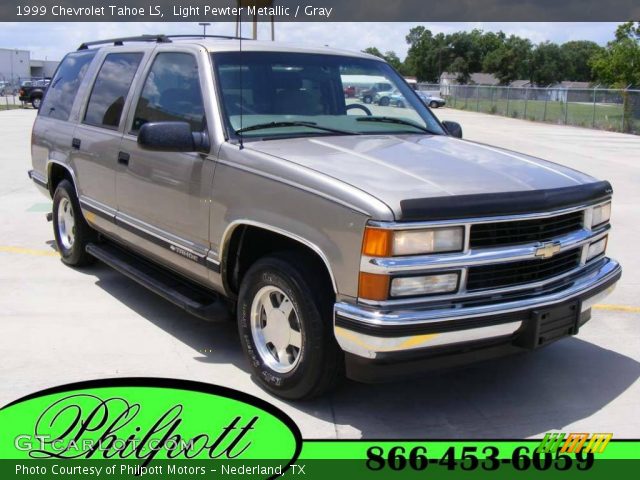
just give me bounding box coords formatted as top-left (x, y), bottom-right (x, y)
top-left (1, 108), bottom-right (638, 439)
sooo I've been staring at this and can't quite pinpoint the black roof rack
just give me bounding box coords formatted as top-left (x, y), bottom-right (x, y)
top-left (77, 34), bottom-right (250, 50)
top-left (78, 35), bottom-right (171, 50)
top-left (165, 34), bottom-right (252, 41)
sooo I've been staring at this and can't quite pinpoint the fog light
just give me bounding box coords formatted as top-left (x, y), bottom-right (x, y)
top-left (591, 202), bottom-right (611, 228)
top-left (390, 272), bottom-right (459, 297)
top-left (586, 236), bottom-right (607, 261)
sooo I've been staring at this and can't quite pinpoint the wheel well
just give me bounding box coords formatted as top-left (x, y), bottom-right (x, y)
top-left (47, 163), bottom-right (73, 197)
top-left (223, 225), bottom-right (335, 298)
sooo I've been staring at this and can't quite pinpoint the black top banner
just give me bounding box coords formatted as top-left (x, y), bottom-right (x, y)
top-left (1, 0), bottom-right (638, 22)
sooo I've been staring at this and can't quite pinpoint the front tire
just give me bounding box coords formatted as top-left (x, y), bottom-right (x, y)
top-left (237, 252), bottom-right (343, 400)
top-left (32, 97), bottom-right (41, 109)
top-left (52, 179), bottom-right (96, 266)
top-left (429, 101), bottom-right (438, 108)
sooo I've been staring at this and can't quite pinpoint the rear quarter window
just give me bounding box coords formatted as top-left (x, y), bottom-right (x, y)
top-left (39, 50), bottom-right (97, 121)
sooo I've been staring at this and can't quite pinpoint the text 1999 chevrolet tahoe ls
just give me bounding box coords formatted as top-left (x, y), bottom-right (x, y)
top-left (28, 35), bottom-right (622, 399)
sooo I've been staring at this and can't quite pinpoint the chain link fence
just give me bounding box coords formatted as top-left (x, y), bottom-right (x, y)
top-left (417, 83), bottom-right (640, 135)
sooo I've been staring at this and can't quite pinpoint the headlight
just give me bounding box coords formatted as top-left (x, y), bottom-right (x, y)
top-left (591, 202), bottom-right (611, 228)
top-left (393, 228), bottom-right (464, 255)
top-left (390, 272), bottom-right (459, 297)
top-left (362, 227), bottom-right (464, 257)
top-left (587, 236), bottom-right (608, 261)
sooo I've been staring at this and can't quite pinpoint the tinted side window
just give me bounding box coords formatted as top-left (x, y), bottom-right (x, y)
top-left (132, 53), bottom-right (205, 132)
top-left (39, 50), bottom-right (96, 121)
top-left (84, 53), bottom-right (143, 129)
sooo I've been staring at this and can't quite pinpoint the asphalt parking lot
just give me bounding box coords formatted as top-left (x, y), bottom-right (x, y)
top-left (1, 108), bottom-right (639, 438)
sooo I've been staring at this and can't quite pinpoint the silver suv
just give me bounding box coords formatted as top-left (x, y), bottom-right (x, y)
top-left (28, 35), bottom-right (621, 399)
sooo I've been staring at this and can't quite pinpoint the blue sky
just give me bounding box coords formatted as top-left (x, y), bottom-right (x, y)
top-left (0, 22), bottom-right (622, 61)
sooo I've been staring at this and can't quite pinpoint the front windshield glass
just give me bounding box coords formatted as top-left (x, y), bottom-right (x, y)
top-left (212, 51), bottom-right (445, 140)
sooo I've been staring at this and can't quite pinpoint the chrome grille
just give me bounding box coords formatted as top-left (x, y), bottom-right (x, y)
top-left (470, 211), bottom-right (584, 248)
top-left (466, 248), bottom-right (581, 291)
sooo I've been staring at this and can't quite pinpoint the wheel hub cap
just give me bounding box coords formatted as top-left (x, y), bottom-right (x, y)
top-left (250, 286), bottom-right (303, 373)
top-left (57, 197), bottom-right (75, 250)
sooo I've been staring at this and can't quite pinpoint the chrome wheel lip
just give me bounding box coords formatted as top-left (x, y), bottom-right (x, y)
top-left (57, 197), bottom-right (75, 251)
top-left (250, 285), bottom-right (303, 374)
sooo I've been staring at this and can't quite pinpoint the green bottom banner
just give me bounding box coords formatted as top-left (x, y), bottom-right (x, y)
top-left (0, 379), bottom-right (637, 479)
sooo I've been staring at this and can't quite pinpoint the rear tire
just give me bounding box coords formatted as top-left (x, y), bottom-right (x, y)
top-left (52, 179), bottom-right (96, 267)
top-left (237, 252), bottom-right (343, 400)
top-left (32, 97), bottom-right (41, 109)
top-left (363, 95), bottom-right (372, 104)
top-left (429, 101), bottom-right (438, 108)
top-left (379, 97), bottom-right (390, 106)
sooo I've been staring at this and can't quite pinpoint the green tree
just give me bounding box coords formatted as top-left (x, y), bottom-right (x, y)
top-left (483, 35), bottom-right (533, 84)
top-left (383, 51), bottom-right (403, 71)
top-left (591, 22), bottom-right (640, 87)
top-left (530, 42), bottom-right (567, 86)
top-left (561, 41), bottom-right (604, 81)
top-left (362, 46), bottom-right (384, 58)
top-left (403, 28), bottom-right (449, 82)
top-left (362, 47), bottom-right (407, 74)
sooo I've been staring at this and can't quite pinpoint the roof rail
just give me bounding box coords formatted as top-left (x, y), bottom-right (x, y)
top-left (77, 33), bottom-right (252, 50)
top-left (77, 35), bottom-right (171, 50)
top-left (164, 34), bottom-right (252, 41)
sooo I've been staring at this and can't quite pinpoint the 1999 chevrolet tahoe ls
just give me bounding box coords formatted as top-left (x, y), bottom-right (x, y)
top-left (28, 35), bottom-right (622, 399)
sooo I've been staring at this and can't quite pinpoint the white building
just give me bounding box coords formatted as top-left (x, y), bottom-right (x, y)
top-left (0, 47), bottom-right (59, 84)
top-left (0, 48), bottom-right (30, 83)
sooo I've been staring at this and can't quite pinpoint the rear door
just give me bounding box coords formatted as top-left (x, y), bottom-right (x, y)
top-left (32, 49), bottom-right (97, 189)
top-left (116, 49), bottom-right (215, 284)
top-left (70, 50), bottom-right (146, 236)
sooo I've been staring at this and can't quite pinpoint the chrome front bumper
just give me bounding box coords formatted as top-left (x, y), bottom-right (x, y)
top-left (334, 258), bottom-right (621, 360)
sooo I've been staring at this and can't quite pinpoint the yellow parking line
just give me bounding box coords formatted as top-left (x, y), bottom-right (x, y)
top-left (593, 304), bottom-right (640, 313)
top-left (0, 246), bottom-right (58, 257)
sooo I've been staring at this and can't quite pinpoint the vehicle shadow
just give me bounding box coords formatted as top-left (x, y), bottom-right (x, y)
top-left (82, 261), bottom-right (639, 439)
top-left (84, 262), bottom-right (249, 372)
top-left (324, 337), bottom-right (640, 438)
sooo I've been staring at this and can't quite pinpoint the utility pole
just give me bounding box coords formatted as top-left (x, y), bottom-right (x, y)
top-left (198, 22), bottom-right (210, 38)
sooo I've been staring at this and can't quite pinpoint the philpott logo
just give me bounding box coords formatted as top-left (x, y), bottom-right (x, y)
top-left (0, 378), bottom-right (301, 476)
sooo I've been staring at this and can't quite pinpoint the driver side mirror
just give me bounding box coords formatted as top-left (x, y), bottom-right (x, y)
top-left (442, 121), bottom-right (463, 139)
top-left (138, 121), bottom-right (210, 153)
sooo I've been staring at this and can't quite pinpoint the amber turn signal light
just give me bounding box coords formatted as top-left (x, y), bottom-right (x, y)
top-left (362, 227), bottom-right (392, 257)
top-left (358, 272), bottom-right (390, 301)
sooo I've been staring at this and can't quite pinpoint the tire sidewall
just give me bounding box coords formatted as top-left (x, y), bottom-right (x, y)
top-left (238, 259), bottom-right (328, 398)
top-left (53, 180), bottom-right (86, 265)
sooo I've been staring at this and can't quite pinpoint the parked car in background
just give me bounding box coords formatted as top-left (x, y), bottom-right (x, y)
top-left (360, 81), bottom-right (392, 104)
top-left (19, 78), bottom-right (50, 109)
top-left (0, 81), bottom-right (17, 96)
top-left (416, 90), bottom-right (446, 108)
top-left (343, 85), bottom-right (356, 98)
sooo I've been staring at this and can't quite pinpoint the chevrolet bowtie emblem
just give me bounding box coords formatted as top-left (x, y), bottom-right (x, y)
top-left (535, 242), bottom-right (562, 259)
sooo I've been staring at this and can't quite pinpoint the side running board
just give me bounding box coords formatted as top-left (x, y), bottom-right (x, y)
top-left (86, 242), bottom-right (230, 322)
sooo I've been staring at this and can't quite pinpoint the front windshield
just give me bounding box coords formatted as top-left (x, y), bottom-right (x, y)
top-left (212, 51), bottom-right (445, 140)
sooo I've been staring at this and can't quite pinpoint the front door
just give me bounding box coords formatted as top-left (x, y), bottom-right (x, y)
top-left (116, 51), bottom-right (214, 284)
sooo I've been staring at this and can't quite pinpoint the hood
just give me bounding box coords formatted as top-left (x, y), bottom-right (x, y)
top-left (246, 134), bottom-right (598, 220)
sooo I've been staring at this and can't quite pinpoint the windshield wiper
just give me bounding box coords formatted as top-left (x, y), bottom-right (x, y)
top-left (236, 121), bottom-right (358, 135)
top-left (356, 116), bottom-right (438, 134)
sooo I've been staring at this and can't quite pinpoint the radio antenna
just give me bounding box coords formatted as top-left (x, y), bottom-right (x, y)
top-left (238, 10), bottom-right (244, 150)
